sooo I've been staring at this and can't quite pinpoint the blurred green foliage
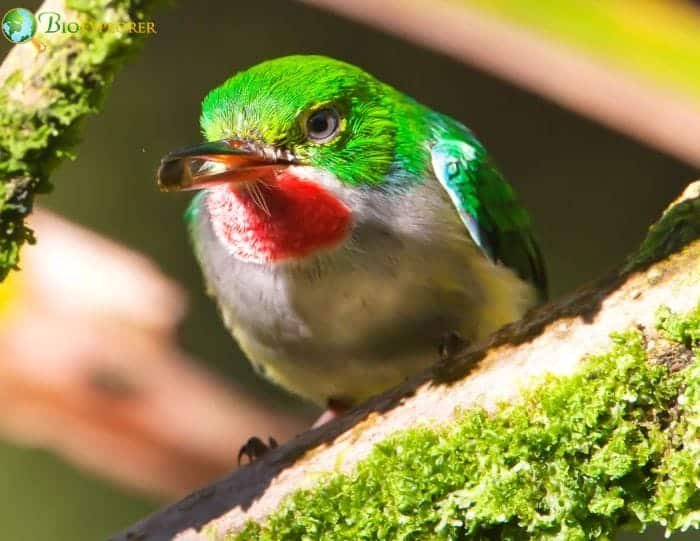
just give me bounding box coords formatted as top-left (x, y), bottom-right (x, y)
top-left (0, 0), bottom-right (698, 539)
top-left (465, 0), bottom-right (700, 99)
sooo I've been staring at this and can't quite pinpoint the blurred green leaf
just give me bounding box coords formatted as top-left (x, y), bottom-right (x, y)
top-left (464, 0), bottom-right (700, 100)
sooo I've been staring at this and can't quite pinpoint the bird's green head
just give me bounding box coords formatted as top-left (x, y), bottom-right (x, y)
top-left (158, 55), bottom-right (428, 192)
top-left (200, 55), bottom-right (427, 186)
top-left (156, 56), bottom-right (431, 264)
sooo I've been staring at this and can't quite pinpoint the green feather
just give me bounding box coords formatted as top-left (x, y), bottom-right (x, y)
top-left (430, 117), bottom-right (548, 299)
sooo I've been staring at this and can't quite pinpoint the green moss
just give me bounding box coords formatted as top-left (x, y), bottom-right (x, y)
top-left (656, 304), bottom-right (700, 348)
top-left (624, 190), bottom-right (700, 272)
top-left (0, 0), bottom-right (160, 280)
top-left (651, 306), bottom-right (700, 532)
top-left (232, 305), bottom-right (700, 540)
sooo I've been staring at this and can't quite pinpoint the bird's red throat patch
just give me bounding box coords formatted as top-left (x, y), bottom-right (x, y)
top-left (207, 172), bottom-right (351, 264)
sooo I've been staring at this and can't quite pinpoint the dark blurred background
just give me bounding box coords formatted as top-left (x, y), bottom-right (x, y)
top-left (1, 0), bottom-right (698, 539)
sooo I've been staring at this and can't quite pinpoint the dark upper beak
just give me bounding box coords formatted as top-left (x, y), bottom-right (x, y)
top-left (157, 138), bottom-right (294, 192)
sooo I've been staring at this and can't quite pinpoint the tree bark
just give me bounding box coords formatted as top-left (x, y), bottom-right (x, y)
top-left (113, 182), bottom-right (700, 540)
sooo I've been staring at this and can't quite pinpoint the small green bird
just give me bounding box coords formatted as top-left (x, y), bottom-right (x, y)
top-left (158, 55), bottom-right (546, 412)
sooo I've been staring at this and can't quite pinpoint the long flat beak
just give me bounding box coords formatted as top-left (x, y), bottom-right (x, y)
top-left (157, 139), bottom-right (294, 192)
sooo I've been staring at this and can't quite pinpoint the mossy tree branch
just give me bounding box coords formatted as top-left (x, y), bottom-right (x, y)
top-left (0, 0), bottom-right (159, 281)
top-left (113, 182), bottom-right (700, 541)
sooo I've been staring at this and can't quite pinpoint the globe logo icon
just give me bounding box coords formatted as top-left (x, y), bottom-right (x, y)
top-left (2, 8), bottom-right (37, 44)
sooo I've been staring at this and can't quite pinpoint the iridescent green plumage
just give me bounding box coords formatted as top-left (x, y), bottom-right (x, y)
top-left (200, 55), bottom-right (428, 186)
top-left (430, 117), bottom-right (547, 298)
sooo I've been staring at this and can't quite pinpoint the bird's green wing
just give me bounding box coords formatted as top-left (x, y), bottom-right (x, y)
top-left (430, 136), bottom-right (548, 300)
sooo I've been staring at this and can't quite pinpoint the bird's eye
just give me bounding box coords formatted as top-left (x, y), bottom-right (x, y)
top-left (306, 107), bottom-right (340, 143)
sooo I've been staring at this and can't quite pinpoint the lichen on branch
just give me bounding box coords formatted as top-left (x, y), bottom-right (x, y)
top-left (0, 0), bottom-right (159, 280)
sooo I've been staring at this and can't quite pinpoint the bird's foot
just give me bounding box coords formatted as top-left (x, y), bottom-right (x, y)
top-left (433, 331), bottom-right (473, 382)
top-left (312, 397), bottom-right (352, 428)
top-left (237, 436), bottom-right (278, 465)
top-left (438, 330), bottom-right (468, 361)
